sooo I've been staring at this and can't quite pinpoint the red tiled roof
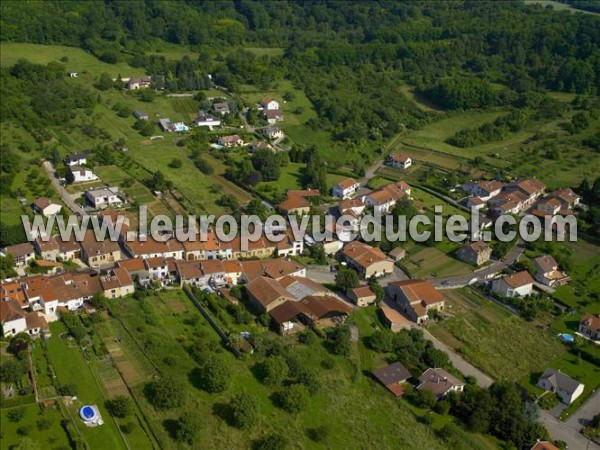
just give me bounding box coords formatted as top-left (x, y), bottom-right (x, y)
top-left (502, 270), bottom-right (534, 288)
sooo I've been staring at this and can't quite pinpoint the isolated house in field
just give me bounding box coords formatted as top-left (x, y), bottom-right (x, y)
top-left (277, 190), bottom-right (320, 216)
top-left (533, 255), bottom-right (570, 288)
top-left (158, 118), bottom-right (173, 132)
top-left (133, 110), bottom-right (149, 120)
top-left (4, 243), bottom-right (36, 268)
top-left (65, 152), bottom-right (87, 167)
top-left (212, 101), bottom-right (230, 115)
top-left (125, 76), bottom-right (152, 90)
top-left (372, 362), bottom-right (413, 397)
top-left (194, 111), bottom-right (221, 129)
top-left (537, 368), bottom-right (584, 405)
top-left (217, 134), bottom-right (243, 147)
top-left (341, 241), bottom-right (394, 279)
top-left (260, 97), bottom-right (280, 110)
top-left (68, 166), bottom-right (98, 183)
top-left (579, 314), bottom-right (600, 342)
top-left (387, 153), bottom-right (412, 169)
top-left (386, 279), bottom-right (445, 324)
top-left (491, 271), bottom-right (534, 298)
top-left (332, 178), bottom-right (361, 199)
top-left (456, 241), bottom-right (492, 266)
top-left (32, 197), bottom-right (62, 217)
top-left (85, 187), bottom-right (122, 209)
top-left (417, 368), bottom-right (464, 399)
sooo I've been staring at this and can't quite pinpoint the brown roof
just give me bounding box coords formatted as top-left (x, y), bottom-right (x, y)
top-left (278, 195), bottom-right (310, 213)
top-left (417, 368), bottom-right (463, 397)
top-left (36, 236), bottom-right (60, 253)
top-left (380, 306), bottom-right (413, 327)
top-left (476, 180), bottom-right (504, 193)
top-left (533, 255), bottom-right (558, 274)
top-left (201, 259), bottom-right (225, 274)
top-left (530, 442), bottom-right (560, 450)
top-left (342, 242), bottom-right (390, 269)
top-left (390, 153), bottom-right (411, 163)
top-left (240, 258), bottom-right (305, 282)
top-left (265, 109), bottom-right (283, 119)
top-left (101, 268), bottom-right (133, 290)
top-left (300, 295), bottom-right (352, 319)
top-left (553, 188), bottom-right (580, 205)
top-left (336, 178), bottom-right (359, 190)
top-left (388, 279), bottom-right (444, 306)
top-left (350, 286), bottom-right (375, 299)
top-left (219, 134), bottom-right (241, 144)
top-left (269, 301), bottom-right (310, 324)
top-left (580, 313), bottom-right (600, 332)
top-left (463, 241), bottom-right (490, 254)
top-left (176, 260), bottom-right (203, 280)
top-left (118, 258), bottom-right (147, 273)
top-left (56, 235), bottom-right (80, 253)
top-left (246, 276), bottom-right (291, 309)
top-left (5, 242), bottom-right (35, 258)
top-left (287, 189), bottom-right (320, 198)
top-left (0, 299), bottom-right (25, 324)
top-left (25, 312), bottom-right (48, 330)
top-left (127, 236), bottom-right (184, 256)
top-left (33, 197), bottom-right (52, 210)
top-left (502, 271), bottom-right (534, 288)
top-left (1, 281), bottom-right (27, 305)
top-left (81, 231), bottom-right (120, 256)
top-left (510, 179), bottom-right (546, 196)
top-left (339, 198), bottom-right (364, 212)
top-left (367, 182), bottom-right (409, 205)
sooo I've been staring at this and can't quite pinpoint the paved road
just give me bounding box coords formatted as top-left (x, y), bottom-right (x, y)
top-left (42, 161), bottom-right (85, 215)
top-left (360, 160), bottom-right (384, 187)
top-left (431, 239), bottom-right (525, 288)
top-left (305, 265), bottom-right (408, 287)
top-left (539, 389), bottom-right (600, 450)
top-left (421, 328), bottom-right (494, 388)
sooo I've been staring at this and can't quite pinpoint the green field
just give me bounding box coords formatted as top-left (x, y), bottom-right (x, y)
top-left (90, 290), bottom-right (490, 450)
top-left (429, 289), bottom-right (565, 380)
top-left (0, 43), bottom-right (144, 78)
top-left (403, 246), bottom-right (473, 279)
top-left (45, 322), bottom-right (128, 450)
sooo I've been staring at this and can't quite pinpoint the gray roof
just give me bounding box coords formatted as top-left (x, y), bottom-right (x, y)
top-left (372, 362), bottom-right (412, 385)
top-left (534, 255), bottom-right (558, 274)
top-left (539, 369), bottom-right (583, 395)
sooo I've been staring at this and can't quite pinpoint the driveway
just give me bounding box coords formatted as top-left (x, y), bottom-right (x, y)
top-left (539, 389), bottom-right (600, 450)
top-left (360, 160), bottom-right (383, 187)
top-left (42, 161), bottom-right (85, 215)
top-left (431, 239), bottom-right (525, 288)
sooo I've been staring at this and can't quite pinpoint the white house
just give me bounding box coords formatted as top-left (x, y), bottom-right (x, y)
top-left (32, 198), bottom-right (62, 217)
top-left (194, 111), bottom-right (221, 129)
top-left (85, 187), bottom-right (122, 209)
top-left (65, 153), bottom-right (87, 167)
top-left (387, 153), bottom-right (412, 169)
top-left (0, 300), bottom-right (27, 337)
top-left (68, 166), bottom-right (98, 183)
top-left (491, 271), bottom-right (534, 297)
top-left (462, 180), bottom-right (504, 201)
top-left (260, 97), bottom-right (280, 110)
top-left (332, 178), bottom-right (361, 199)
top-left (537, 369), bottom-right (584, 405)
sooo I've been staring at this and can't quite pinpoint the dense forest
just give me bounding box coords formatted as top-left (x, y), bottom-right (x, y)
top-left (1, 1), bottom-right (599, 144)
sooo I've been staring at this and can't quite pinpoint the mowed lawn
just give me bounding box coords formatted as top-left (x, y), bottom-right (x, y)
top-left (429, 289), bottom-right (565, 380)
top-left (403, 246), bottom-right (473, 279)
top-left (45, 322), bottom-right (127, 450)
top-left (100, 291), bottom-right (456, 450)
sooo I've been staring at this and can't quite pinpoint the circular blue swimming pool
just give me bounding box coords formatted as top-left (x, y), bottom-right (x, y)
top-left (80, 405), bottom-right (96, 421)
